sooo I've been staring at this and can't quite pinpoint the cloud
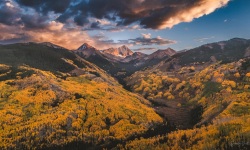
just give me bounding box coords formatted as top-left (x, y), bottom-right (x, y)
top-left (0, 19), bottom-right (176, 49)
top-left (90, 33), bottom-right (128, 49)
top-left (0, 22), bottom-right (94, 49)
top-left (133, 47), bottom-right (157, 51)
top-left (0, 1), bottom-right (20, 26)
top-left (140, 0), bottom-right (230, 29)
top-left (141, 33), bottom-right (151, 39)
top-left (0, 24), bottom-right (30, 44)
top-left (0, 1), bottom-right (122, 49)
top-left (10, 0), bottom-right (229, 30)
top-left (0, 0), bottom-right (50, 29)
top-left (0, 0), bottom-right (229, 49)
top-left (129, 35), bottom-right (176, 46)
top-left (194, 36), bottom-right (215, 43)
top-left (0, 22), bottom-right (129, 50)
top-left (16, 0), bottom-right (72, 14)
top-left (92, 33), bottom-right (176, 48)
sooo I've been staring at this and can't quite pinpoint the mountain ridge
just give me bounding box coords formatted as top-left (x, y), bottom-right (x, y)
top-left (101, 45), bottom-right (134, 58)
top-left (77, 43), bottom-right (95, 51)
top-left (73, 42), bottom-right (177, 84)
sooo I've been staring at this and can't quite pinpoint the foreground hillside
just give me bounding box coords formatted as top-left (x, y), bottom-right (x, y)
top-left (125, 47), bottom-right (250, 148)
top-left (126, 38), bottom-right (250, 128)
top-left (0, 43), bottom-right (163, 149)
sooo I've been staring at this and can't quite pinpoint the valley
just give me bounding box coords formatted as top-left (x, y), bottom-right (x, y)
top-left (0, 0), bottom-right (249, 149)
top-left (0, 38), bottom-right (250, 149)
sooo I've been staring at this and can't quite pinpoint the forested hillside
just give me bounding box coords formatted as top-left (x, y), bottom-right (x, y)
top-left (0, 43), bottom-right (163, 149)
top-left (124, 58), bottom-right (250, 149)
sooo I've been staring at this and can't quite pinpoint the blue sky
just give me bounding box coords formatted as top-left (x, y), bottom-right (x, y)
top-left (0, 0), bottom-right (249, 53)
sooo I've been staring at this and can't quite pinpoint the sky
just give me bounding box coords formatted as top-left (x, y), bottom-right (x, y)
top-left (0, 0), bottom-right (249, 53)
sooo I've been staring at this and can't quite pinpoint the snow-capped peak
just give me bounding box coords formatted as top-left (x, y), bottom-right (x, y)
top-left (77, 43), bottom-right (94, 51)
top-left (102, 45), bottom-right (134, 57)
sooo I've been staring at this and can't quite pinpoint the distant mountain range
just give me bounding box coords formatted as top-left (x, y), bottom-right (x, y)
top-left (75, 43), bottom-right (176, 62)
top-left (74, 43), bottom-right (176, 83)
top-left (73, 38), bottom-right (250, 85)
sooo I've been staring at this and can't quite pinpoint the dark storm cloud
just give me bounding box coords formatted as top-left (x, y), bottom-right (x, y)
top-left (21, 14), bottom-right (49, 29)
top-left (90, 21), bottom-right (101, 29)
top-left (15, 0), bottom-right (90, 26)
top-left (74, 14), bottom-right (89, 26)
top-left (57, 0), bottom-right (89, 26)
top-left (16, 0), bottom-right (72, 14)
top-left (11, 0), bottom-right (229, 30)
top-left (0, 2), bottom-right (20, 26)
top-left (0, 1), bottom-right (49, 29)
top-left (83, 0), bottom-right (228, 29)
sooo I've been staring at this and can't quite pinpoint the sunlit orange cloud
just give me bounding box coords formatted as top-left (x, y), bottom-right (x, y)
top-left (0, 22), bottom-right (118, 50)
top-left (0, 24), bottom-right (22, 40)
top-left (158, 0), bottom-right (229, 29)
top-left (29, 21), bottom-right (121, 50)
top-left (0, 0), bottom-right (229, 49)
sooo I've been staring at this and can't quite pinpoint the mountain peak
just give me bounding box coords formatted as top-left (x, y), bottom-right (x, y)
top-left (165, 47), bottom-right (174, 51)
top-left (133, 52), bottom-right (148, 56)
top-left (120, 45), bottom-right (129, 49)
top-left (102, 45), bottom-right (134, 57)
top-left (118, 45), bottom-right (133, 55)
top-left (146, 48), bottom-right (176, 60)
top-left (162, 48), bottom-right (176, 56)
top-left (229, 37), bottom-right (248, 41)
top-left (77, 43), bottom-right (94, 51)
top-left (75, 43), bottom-right (98, 58)
top-left (153, 48), bottom-right (176, 56)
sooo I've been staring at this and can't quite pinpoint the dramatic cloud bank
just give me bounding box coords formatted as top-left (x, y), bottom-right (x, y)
top-left (0, 0), bottom-right (229, 49)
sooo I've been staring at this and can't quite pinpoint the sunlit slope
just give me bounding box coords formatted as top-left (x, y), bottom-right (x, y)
top-left (126, 38), bottom-right (250, 128)
top-left (0, 43), bottom-right (162, 149)
top-left (123, 59), bottom-right (250, 149)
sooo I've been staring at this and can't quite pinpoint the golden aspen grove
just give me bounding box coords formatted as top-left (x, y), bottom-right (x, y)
top-left (0, 43), bottom-right (163, 149)
top-left (124, 58), bottom-right (250, 149)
